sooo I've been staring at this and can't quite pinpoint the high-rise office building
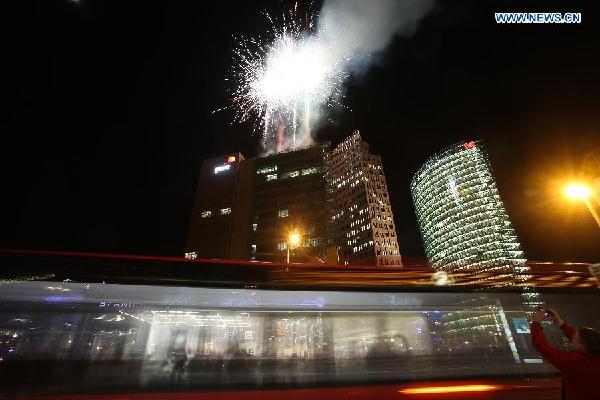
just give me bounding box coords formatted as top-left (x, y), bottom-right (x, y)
top-left (185, 146), bottom-right (329, 263)
top-left (410, 140), bottom-right (527, 273)
top-left (184, 153), bottom-right (253, 260)
top-left (249, 144), bottom-right (330, 262)
top-left (185, 132), bottom-right (401, 266)
top-left (411, 141), bottom-right (538, 362)
top-left (327, 132), bottom-right (402, 266)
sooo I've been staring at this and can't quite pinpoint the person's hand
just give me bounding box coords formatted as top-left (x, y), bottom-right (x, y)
top-left (532, 308), bottom-right (546, 323)
top-left (546, 307), bottom-right (564, 326)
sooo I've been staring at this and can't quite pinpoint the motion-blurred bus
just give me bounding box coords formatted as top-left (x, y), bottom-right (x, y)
top-left (1, 250), bottom-right (597, 399)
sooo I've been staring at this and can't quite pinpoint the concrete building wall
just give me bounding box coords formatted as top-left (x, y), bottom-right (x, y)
top-left (184, 153), bottom-right (247, 259)
top-left (229, 158), bottom-right (255, 260)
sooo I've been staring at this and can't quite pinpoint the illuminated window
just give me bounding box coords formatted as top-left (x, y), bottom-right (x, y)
top-left (214, 164), bottom-right (231, 174)
top-left (278, 209), bottom-right (289, 218)
top-left (281, 170), bottom-right (300, 179)
top-left (227, 155), bottom-right (236, 163)
top-left (277, 242), bottom-right (287, 250)
top-left (220, 207), bottom-right (232, 215)
top-left (306, 237), bottom-right (321, 247)
top-left (257, 165), bottom-right (278, 175)
top-left (251, 223), bottom-right (258, 231)
top-left (184, 252), bottom-right (197, 259)
top-left (301, 166), bottom-right (319, 175)
top-left (201, 210), bottom-right (212, 218)
top-left (266, 174), bottom-right (278, 181)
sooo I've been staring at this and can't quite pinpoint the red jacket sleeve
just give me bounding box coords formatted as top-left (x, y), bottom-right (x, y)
top-left (560, 322), bottom-right (576, 341)
top-left (530, 321), bottom-right (573, 370)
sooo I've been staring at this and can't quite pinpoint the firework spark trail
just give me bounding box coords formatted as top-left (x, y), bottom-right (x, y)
top-left (218, 1), bottom-right (435, 154)
top-left (226, 3), bottom-right (349, 153)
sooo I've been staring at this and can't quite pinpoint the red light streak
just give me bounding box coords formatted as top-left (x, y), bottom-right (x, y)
top-left (399, 384), bottom-right (501, 394)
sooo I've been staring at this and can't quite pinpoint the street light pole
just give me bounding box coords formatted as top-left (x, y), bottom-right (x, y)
top-left (583, 197), bottom-right (600, 228)
top-left (287, 231), bottom-right (300, 264)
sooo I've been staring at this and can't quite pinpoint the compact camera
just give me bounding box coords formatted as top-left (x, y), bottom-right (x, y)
top-left (537, 307), bottom-right (553, 317)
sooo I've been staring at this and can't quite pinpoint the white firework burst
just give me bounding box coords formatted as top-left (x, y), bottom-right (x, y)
top-left (226, 3), bottom-right (349, 152)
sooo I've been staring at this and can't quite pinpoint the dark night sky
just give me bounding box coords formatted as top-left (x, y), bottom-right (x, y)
top-left (2, 0), bottom-right (600, 262)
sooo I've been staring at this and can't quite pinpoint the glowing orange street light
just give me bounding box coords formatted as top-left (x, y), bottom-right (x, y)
top-left (565, 183), bottom-right (591, 200)
top-left (564, 183), bottom-right (600, 227)
top-left (287, 231), bottom-right (301, 263)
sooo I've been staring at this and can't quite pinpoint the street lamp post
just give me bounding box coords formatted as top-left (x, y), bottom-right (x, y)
top-left (564, 183), bottom-right (600, 227)
top-left (287, 231), bottom-right (300, 263)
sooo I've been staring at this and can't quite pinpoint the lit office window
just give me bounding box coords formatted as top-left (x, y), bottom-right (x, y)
top-left (301, 166), bottom-right (319, 175)
top-left (220, 207), bottom-right (232, 215)
top-left (278, 209), bottom-right (289, 218)
top-left (281, 170), bottom-right (300, 179)
top-left (201, 210), bottom-right (212, 218)
top-left (257, 166), bottom-right (278, 175)
top-left (266, 174), bottom-right (278, 181)
top-left (277, 242), bottom-right (287, 250)
top-left (306, 237), bottom-right (321, 247)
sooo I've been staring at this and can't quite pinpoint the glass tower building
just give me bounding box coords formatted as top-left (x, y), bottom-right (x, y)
top-left (410, 140), bottom-right (527, 273)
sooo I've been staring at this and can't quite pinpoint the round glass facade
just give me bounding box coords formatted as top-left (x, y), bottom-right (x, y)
top-left (410, 140), bottom-right (527, 272)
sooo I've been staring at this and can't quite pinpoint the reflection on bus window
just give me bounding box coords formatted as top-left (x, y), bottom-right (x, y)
top-left (1, 282), bottom-right (600, 396)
